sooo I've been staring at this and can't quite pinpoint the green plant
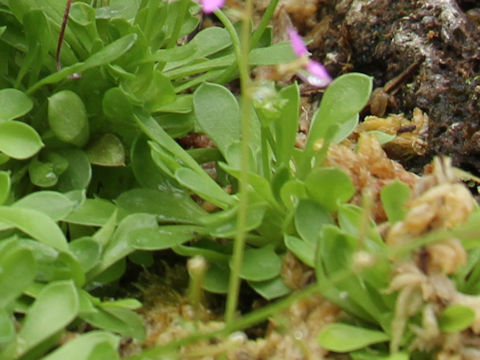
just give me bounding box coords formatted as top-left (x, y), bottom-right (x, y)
top-left (2, 1), bottom-right (480, 359)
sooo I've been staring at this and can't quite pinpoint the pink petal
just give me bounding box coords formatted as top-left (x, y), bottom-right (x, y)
top-left (304, 60), bottom-right (332, 88)
top-left (200, 0), bottom-right (225, 13)
top-left (287, 28), bottom-right (308, 57)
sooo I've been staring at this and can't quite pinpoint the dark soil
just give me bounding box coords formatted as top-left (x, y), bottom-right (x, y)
top-left (290, 0), bottom-right (480, 174)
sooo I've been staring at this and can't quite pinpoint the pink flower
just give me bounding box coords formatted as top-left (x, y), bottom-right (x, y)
top-left (287, 28), bottom-right (308, 57)
top-left (287, 28), bottom-right (332, 88)
top-left (199, 0), bottom-right (225, 13)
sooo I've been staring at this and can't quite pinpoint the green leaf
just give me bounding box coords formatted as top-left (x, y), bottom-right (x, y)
top-left (248, 276), bottom-right (291, 300)
top-left (116, 188), bottom-right (207, 224)
top-left (17, 281), bottom-right (79, 357)
top-left (249, 42), bottom-right (296, 65)
top-left (48, 90), bottom-right (89, 147)
top-left (56, 148), bottom-right (92, 191)
top-left (193, 83), bottom-right (240, 157)
top-left (135, 112), bottom-right (214, 186)
top-left (86, 342), bottom-right (120, 360)
top-left (295, 199), bottom-right (333, 243)
top-left (190, 26), bottom-right (231, 58)
top-left (14, 239), bottom-right (83, 287)
top-left (154, 95), bottom-right (193, 114)
top-left (380, 181), bottom-right (410, 223)
top-left (369, 130), bottom-right (396, 145)
top-left (92, 210), bottom-right (118, 247)
top-left (318, 323), bottom-right (389, 352)
top-left (101, 298), bottom-right (142, 310)
top-left (121, 67), bottom-right (176, 111)
top-left (273, 83), bottom-right (299, 167)
top-left (0, 88), bottom-right (33, 121)
top-left (29, 158), bottom-right (60, 187)
top-left (130, 135), bottom-right (174, 190)
top-left (0, 207), bottom-right (68, 252)
top-left (81, 304), bottom-right (145, 340)
top-left (102, 87), bottom-right (134, 123)
top-left (438, 305), bottom-right (475, 333)
top-left (90, 214), bottom-right (154, 278)
top-left (0, 247), bottom-right (36, 307)
top-left (69, 238), bottom-right (102, 273)
top-left (128, 225), bottom-right (204, 250)
top-left (65, 198), bottom-right (116, 226)
top-left (351, 351), bottom-right (409, 360)
top-left (0, 121), bottom-right (43, 159)
top-left (0, 309), bottom-right (15, 346)
top-left (308, 73), bottom-right (372, 144)
top-left (28, 151), bottom-right (69, 188)
top-left (96, 0), bottom-right (140, 20)
top-left (305, 168), bottom-right (355, 212)
top-left (280, 179), bottom-right (307, 210)
top-left (175, 167), bottom-right (234, 209)
top-left (173, 241), bottom-right (230, 264)
top-left (41, 331), bottom-right (120, 360)
top-left (237, 246), bottom-right (282, 282)
top-left (302, 73), bottom-right (372, 175)
top-left (13, 191), bottom-right (75, 221)
top-left (203, 262), bottom-right (229, 294)
top-left (86, 134), bottom-right (125, 167)
top-left (16, 10), bottom-right (52, 87)
top-left (29, 34), bottom-right (138, 93)
top-left (0, 171), bottom-right (10, 205)
top-left (202, 204), bottom-right (265, 238)
top-left (284, 235), bottom-right (315, 267)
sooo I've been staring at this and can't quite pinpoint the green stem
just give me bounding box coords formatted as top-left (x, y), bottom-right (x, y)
top-left (215, 5), bottom-right (253, 325)
top-left (216, 0), bottom-right (280, 84)
top-left (250, 0), bottom-right (280, 47)
top-left (261, 126), bottom-right (271, 181)
top-left (214, 11), bottom-right (242, 64)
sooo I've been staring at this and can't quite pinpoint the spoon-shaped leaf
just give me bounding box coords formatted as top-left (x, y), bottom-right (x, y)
top-left (0, 121), bottom-right (43, 159)
top-left (0, 89), bottom-right (33, 121)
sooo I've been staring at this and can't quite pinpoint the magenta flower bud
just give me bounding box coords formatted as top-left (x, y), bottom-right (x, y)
top-left (287, 28), bottom-right (309, 57)
top-left (287, 27), bottom-right (332, 88)
top-left (199, 0), bottom-right (225, 13)
top-left (306, 60), bottom-right (332, 87)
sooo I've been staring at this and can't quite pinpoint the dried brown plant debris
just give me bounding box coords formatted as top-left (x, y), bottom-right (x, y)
top-left (383, 157), bottom-right (479, 355)
top-left (355, 107), bottom-right (429, 159)
top-left (255, 296), bottom-right (340, 360)
top-left (324, 132), bottom-right (418, 222)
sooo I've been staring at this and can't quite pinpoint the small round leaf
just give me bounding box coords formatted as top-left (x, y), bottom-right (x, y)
top-left (0, 121), bottom-right (43, 159)
top-left (48, 90), bottom-right (89, 147)
top-left (236, 246), bottom-right (282, 282)
top-left (439, 305), bottom-right (475, 333)
top-left (87, 134), bottom-right (125, 167)
top-left (0, 88), bottom-right (33, 121)
top-left (305, 167), bottom-right (355, 212)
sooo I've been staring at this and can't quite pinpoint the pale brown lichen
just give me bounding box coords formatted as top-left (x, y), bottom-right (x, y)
top-left (383, 156), bottom-right (479, 355)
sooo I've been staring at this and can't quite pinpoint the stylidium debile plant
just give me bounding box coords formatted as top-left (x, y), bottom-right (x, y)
top-left (1, 0), bottom-right (479, 359)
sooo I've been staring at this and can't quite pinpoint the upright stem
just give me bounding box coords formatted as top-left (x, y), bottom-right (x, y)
top-left (250, 0), bottom-right (280, 47)
top-left (215, 2), bottom-right (254, 325)
top-left (216, 0), bottom-right (280, 84)
top-left (56, 0), bottom-right (73, 71)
